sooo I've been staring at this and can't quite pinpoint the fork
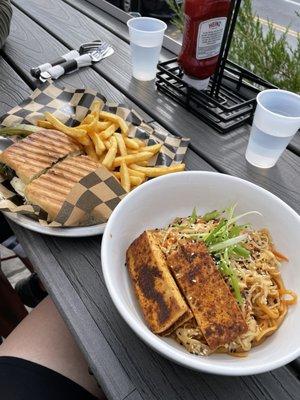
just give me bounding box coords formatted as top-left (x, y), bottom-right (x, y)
top-left (39, 41), bottom-right (114, 81)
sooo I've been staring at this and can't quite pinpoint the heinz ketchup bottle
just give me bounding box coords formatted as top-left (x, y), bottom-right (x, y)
top-left (178, 0), bottom-right (231, 90)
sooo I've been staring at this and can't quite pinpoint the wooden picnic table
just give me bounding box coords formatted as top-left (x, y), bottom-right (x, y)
top-left (0, 0), bottom-right (299, 399)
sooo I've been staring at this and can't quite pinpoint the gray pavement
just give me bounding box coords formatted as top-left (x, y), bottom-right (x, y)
top-left (253, 0), bottom-right (299, 33)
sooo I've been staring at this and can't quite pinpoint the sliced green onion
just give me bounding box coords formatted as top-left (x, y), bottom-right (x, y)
top-left (182, 233), bottom-right (207, 240)
top-left (228, 211), bottom-right (262, 226)
top-left (202, 210), bottom-right (220, 222)
top-left (209, 234), bottom-right (248, 252)
top-left (228, 225), bottom-right (242, 238)
top-left (226, 203), bottom-right (237, 221)
top-left (204, 219), bottom-right (227, 244)
top-left (188, 207), bottom-right (197, 224)
top-left (229, 270), bottom-right (243, 306)
top-left (233, 245), bottom-right (250, 258)
top-left (219, 250), bottom-right (243, 305)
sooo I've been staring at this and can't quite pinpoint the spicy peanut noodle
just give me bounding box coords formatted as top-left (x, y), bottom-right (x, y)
top-left (155, 208), bottom-right (297, 357)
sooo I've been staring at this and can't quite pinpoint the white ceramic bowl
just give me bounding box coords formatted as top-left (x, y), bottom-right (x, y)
top-left (101, 171), bottom-right (300, 376)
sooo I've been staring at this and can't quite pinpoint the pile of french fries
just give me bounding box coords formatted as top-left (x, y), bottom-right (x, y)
top-left (37, 101), bottom-right (185, 192)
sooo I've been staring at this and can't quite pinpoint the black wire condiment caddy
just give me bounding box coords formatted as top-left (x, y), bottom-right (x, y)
top-left (156, 0), bottom-right (276, 133)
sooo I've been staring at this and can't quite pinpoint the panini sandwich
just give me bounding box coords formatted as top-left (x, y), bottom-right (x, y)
top-left (0, 129), bottom-right (82, 186)
top-left (25, 155), bottom-right (100, 221)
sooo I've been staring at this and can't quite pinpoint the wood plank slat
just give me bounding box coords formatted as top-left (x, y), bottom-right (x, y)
top-left (288, 135), bottom-right (300, 156)
top-left (11, 0), bottom-right (300, 212)
top-left (0, 56), bottom-right (31, 115)
top-left (10, 223), bottom-right (300, 400)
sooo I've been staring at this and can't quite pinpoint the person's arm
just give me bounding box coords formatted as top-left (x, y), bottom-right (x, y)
top-left (0, 0), bottom-right (12, 49)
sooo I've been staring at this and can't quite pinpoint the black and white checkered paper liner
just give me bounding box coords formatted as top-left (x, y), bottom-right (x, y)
top-left (0, 82), bottom-right (189, 226)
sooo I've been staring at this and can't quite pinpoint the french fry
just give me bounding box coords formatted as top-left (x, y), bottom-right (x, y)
top-left (128, 168), bottom-right (146, 179)
top-left (84, 143), bottom-right (98, 161)
top-left (130, 176), bottom-right (143, 186)
top-left (36, 120), bottom-right (54, 129)
top-left (113, 151), bottom-right (153, 168)
top-left (100, 123), bottom-right (117, 140)
top-left (114, 132), bottom-right (127, 156)
top-left (137, 161), bottom-right (148, 166)
top-left (84, 116), bottom-right (98, 134)
top-left (104, 140), bottom-right (111, 149)
top-left (89, 132), bottom-right (106, 156)
top-left (124, 137), bottom-right (139, 150)
top-left (138, 143), bottom-right (162, 154)
top-left (129, 163), bottom-right (185, 177)
top-left (127, 149), bottom-right (139, 154)
top-left (120, 161), bottom-right (131, 192)
top-left (114, 172), bottom-right (143, 186)
top-left (102, 136), bottom-right (117, 169)
top-left (96, 121), bottom-right (111, 132)
top-left (90, 100), bottom-right (101, 117)
top-left (80, 114), bottom-right (94, 125)
top-left (133, 137), bottom-right (146, 147)
top-left (99, 111), bottom-right (128, 135)
top-left (44, 112), bottom-right (91, 145)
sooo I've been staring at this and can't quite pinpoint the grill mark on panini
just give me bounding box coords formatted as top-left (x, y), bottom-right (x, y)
top-left (51, 156), bottom-right (98, 177)
top-left (28, 187), bottom-right (65, 204)
top-left (15, 141), bottom-right (73, 158)
top-left (57, 161), bottom-right (98, 175)
top-left (50, 166), bottom-right (88, 181)
top-left (39, 173), bottom-right (75, 188)
top-left (7, 153), bottom-right (50, 169)
top-left (7, 147), bottom-right (58, 164)
top-left (29, 179), bottom-right (70, 196)
top-left (25, 135), bottom-right (80, 153)
top-left (40, 129), bottom-right (80, 145)
top-left (62, 156), bottom-right (99, 169)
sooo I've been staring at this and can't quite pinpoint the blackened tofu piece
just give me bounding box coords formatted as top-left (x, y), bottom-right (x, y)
top-left (126, 231), bottom-right (190, 335)
top-left (166, 241), bottom-right (248, 350)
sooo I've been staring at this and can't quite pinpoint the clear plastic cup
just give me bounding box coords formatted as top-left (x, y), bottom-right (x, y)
top-left (246, 89), bottom-right (300, 168)
top-left (127, 17), bottom-right (167, 81)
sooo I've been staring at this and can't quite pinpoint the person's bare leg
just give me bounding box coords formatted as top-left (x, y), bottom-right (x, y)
top-left (0, 296), bottom-right (104, 399)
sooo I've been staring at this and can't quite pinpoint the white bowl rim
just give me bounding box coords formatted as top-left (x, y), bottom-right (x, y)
top-left (101, 171), bottom-right (300, 375)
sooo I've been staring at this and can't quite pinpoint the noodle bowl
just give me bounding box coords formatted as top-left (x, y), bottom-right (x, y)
top-left (102, 171), bottom-right (300, 374)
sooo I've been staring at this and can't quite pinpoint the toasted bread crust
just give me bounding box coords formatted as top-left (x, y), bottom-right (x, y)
top-left (0, 129), bottom-right (82, 183)
top-left (25, 155), bottom-right (100, 220)
top-left (166, 241), bottom-right (248, 349)
top-left (126, 231), bottom-right (190, 334)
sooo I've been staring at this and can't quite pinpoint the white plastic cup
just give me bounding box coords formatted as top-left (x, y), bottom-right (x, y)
top-left (127, 17), bottom-right (167, 81)
top-left (246, 89), bottom-right (300, 168)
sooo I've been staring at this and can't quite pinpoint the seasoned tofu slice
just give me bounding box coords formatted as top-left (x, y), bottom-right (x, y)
top-left (166, 241), bottom-right (248, 349)
top-left (126, 231), bottom-right (191, 335)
